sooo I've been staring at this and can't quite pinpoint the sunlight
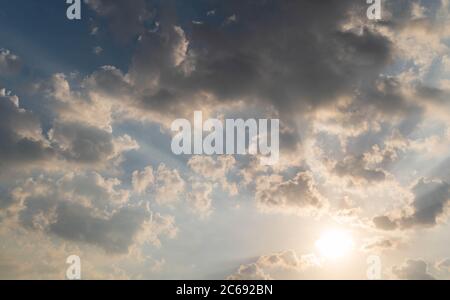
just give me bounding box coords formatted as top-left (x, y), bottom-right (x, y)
top-left (315, 229), bottom-right (354, 260)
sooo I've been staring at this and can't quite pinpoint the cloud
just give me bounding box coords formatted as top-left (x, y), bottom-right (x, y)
top-left (1, 0), bottom-right (450, 280)
top-left (256, 250), bottom-right (316, 270)
top-left (187, 181), bottom-right (214, 218)
top-left (132, 166), bottom-right (155, 195)
top-left (38, 73), bottom-right (114, 130)
top-left (181, 1), bottom-right (391, 112)
top-left (0, 88), bottom-right (55, 174)
top-left (132, 164), bottom-right (222, 216)
top-left (9, 172), bottom-right (177, 254)
top-left (373, 216), bottom-right (398, 231)
top-left (362, 237), bottom-right (401, 252)
top-left (227, 263), bottom-right (272, 280)
top-left (185, 156), bottom-right (233, 215)
top-left (0, 49), bottom-right (21, 76)
top-left (49, 122), bottom-right (122, 164)
top-left (392, 259), bottom-right (435, 280)
top-left (333, 155), bottom-right (386, 183)
top-left (188, 156), bottom-right (238, 196)
top-left (374, 178), bottom-right (450, 230)
top-left (255, 172), bottom-right (328, 216)
top-left (154, 164), bottom-right (186, 206)
top-left (437, 258), bottom-right (450, 273)
top-left (131, 163), bottom-right (192, 209)
top-left (228, 250), bottom-right (317, 280)
top-left (81, 0), bottom-right (396, 139)
top-left (0, 76), bottom-right (138, 175)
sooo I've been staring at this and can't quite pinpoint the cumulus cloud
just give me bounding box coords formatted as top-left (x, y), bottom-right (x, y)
top-left (373, 216), bottom-right (398, 231)
top-left (362, 237), bottom-right (401, 252)
top-left (38, 73), bottom-right (114, 130)
top-left (8, 172), bottom-right (177, 254)
top-left (256, 250), bottom-right (317, 270)
top-left (437, 258), bottom-right (450, 273)
top-left (187, 181), bottom-right (214, 219)
top-left (392, 259), bottom-right (435, 280)
top-left (227, 263), bottom-right (272, 280)
top-left (154, 164), bottom-right (186, 206)
top-left (49, 122), bottom-right (137, 165)
top-left (132, 166), bottom-right (155, 195)
top-left (228, 250), bottom-right (317, 280)
top-left (131, 163), bottom-right (186, 207)
top-left (185, 156), bottom-right (239, 218)
top-left (21, 73), bottom-right (140, 171)
top-left (374, 178), bottom-right (450, 230)
top-left (0, 88), bottom-right (55, 174)
top-left (188, 156), bottom-right (238, 196)
top-left (255, 172), bottom-right (328, 216)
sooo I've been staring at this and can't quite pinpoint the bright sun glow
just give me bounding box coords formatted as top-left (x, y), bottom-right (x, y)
top-left (315, 230), bottom-right (354, 260)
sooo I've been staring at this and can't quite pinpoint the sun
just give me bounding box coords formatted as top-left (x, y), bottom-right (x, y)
top-left (315, 229), bottom-right (354, 260)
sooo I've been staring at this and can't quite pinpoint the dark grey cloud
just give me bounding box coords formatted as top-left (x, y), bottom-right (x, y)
top-left (374, 179), bottom-right (450, 230)
top-left (416, 85), bottom-right (450, 110)
top-left (50, 203), bottom-right (149, 254)
top-left (50, 122), bottom-right (115, 164)
top-left (16, 173), bottom-right (176, 254)
top-left (0, 89), bottom-right (54, 172)
top-left (437, 258), bottom-right (450, 272)
top-left (403, 179), bottom-right (450, 227)
top-left (20, 194), bottom-right (150, 254)
top-left (84, 0), bottom-right (395, 128)
top-left (128, 0), bottom-right (393, 117)
top-left (392, 259), bottom-right (435, 280)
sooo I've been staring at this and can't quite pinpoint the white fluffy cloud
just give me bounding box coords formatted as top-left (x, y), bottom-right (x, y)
top-left (154, 164), bottom-right (186, 207)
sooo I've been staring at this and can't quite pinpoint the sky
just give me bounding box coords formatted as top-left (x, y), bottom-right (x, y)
top-left (0, 0), bottom-right (450, 280)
